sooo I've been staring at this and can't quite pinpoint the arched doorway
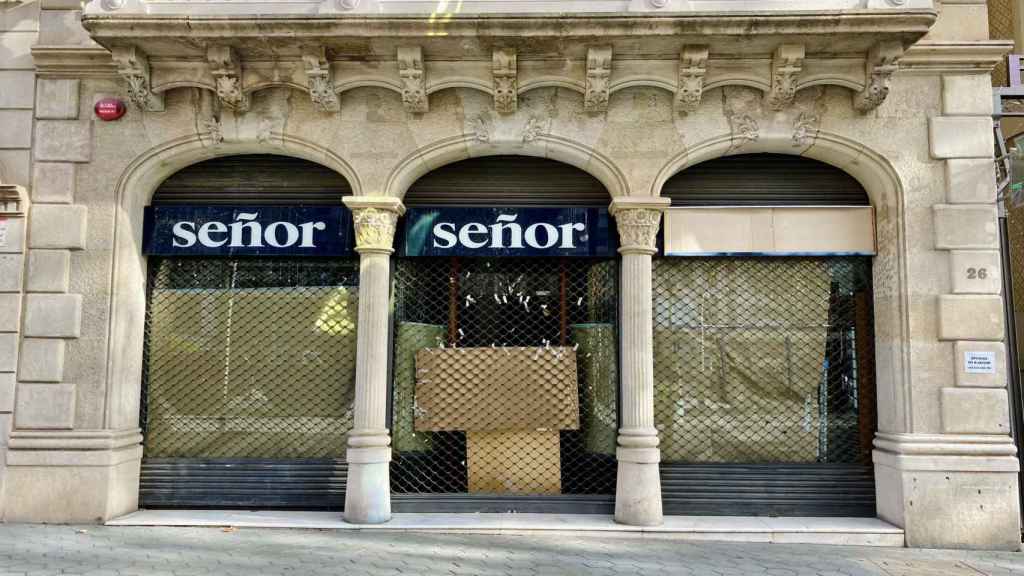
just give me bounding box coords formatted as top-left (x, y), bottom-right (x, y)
top-left (138, 155), bottom-right (359, 509)
top-left (653, 154), bottom-right (878, 517)
top-left (388, 156), bottom-right (619, 513)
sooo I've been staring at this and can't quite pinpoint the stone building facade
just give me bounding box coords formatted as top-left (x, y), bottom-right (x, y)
top-left (0, 0), bottom-right (1020, 551)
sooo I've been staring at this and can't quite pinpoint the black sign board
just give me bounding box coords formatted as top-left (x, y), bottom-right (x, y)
top-left (143, 205), bottom-right (354, 257)
top-left (402, 207), bottom-right (613, 257)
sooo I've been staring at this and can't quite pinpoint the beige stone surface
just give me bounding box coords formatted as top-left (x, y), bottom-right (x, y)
top-left (937, 295), bottom-right (1005, 341)
top-left (38, 10), bottom-right (95, 47)
top-left (0, 149), bottom-right (31, 187)
top-left (929, 117), bottom-right (994, 159)
top-left (949, 250), bottom-right (1002, 294)
top-left (0, 110), bottom-right (32, 149)
top-left (18, 338), bottom-right (65, 383)
top-left (0, 217), bottom-right (25, 253)
top-left (14, 383), bottom-right (75, 429)
top-left (31, 163), bottom-right (76, 204)
top-left (0, 333), bottom-right (17, 372)
top-left (28, 205), bottom-right (87, 249)
top-left (26, 250), bottom-right (70, 292)
top-left (34, 79), bottom-right (80, 120)
top-left (941, 75), bottom-right (993, 116)
top-left (0, 254), bottom-right (24, 291)
top-left (933, 205), bottom-right (999, 250)
top-left (22, 293), bottom-right (82, 338)
top-left (941, 388), bottom-right (1011, 435)
top-left (954, 341), bottom-right (1007, 388)
top-left (0, 31), bottom-right (37, 69)
top-left (0, 293), bottom-right (21, 332)
top-left (0, 71), bottom-right (35, 109)
top-left (0, 372), bottom-right (14, 412)
top-left (945, 159), bottom-right (997, 204)
top-left (34, 121), bottom-right (92, 163)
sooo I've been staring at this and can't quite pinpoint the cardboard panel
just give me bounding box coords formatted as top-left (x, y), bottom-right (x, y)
top-left (414, 346), bottom-right (579, 432)
top-left (467, 430), bottom-right (561, 494)
top-left (664, 206), bottom-right (876, 256)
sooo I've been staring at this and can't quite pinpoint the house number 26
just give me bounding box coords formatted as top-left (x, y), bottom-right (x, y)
top-left (967, 267), bottom-right (989, 280)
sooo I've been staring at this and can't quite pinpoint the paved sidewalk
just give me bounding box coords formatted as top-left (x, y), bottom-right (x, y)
top-left (0, 524), bottom-right (1023, 576)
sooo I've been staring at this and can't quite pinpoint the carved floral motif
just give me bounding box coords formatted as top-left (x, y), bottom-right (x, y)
top-left (303, 46), bottom-right (340, 112)
top-left (111, 45), bottom-right (165, 112)
top-left (792, 112), bottom-right (820, 147)
top-left (767, 44), bottom-right (805, 111)
top-left (522, 117), bottom-right (545, 143)
top-left (398, 46), bottom-right (428, 114)
top-left (853, 41), bottom-right (903, 113)
top-left (614, 208), bottom-right (662, 254)
top-left (493, 48), bottom-right (518, 114)
top-left (352, 207), bottom-right (400, 251)
top-left (208, 46), bottom-right (250, 112)
top-left (676, 45), bottom-right (709, 113)
top-left (585, 46), bottom-right (613, 113)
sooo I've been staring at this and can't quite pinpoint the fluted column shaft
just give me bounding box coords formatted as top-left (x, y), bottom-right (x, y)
top-left (610, 198), bottom-right (669, 526)
top-left (342, 197), bottom-right (404, 524)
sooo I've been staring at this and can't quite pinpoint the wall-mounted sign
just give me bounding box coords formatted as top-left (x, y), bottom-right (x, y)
top-left (143, 205), bottom-right (354, 257)
top-left (964, 351), bottom-right (997, 374)
top-left (0, 220), bottom-right (7, 248)
top-left (94, 98), bottom-right (126, 121)
top-left (401, 207), bottom-right (613, 257)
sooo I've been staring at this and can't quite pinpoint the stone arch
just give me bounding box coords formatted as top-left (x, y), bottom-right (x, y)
top-left (384, 134), bottom-right (630, 200)
top-left (651, 131), bottom-right (912, 436)
top-left (102, 135), bottom-right (361, 430)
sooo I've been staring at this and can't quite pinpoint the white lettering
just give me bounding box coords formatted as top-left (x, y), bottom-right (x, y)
top-left (524, 223), bottom-right (559, 249)
top-left (433, 222), bottom-right (457, 248)
top-left (299, 221), bottom-right (327, 248)
top-left (172, 221), bottom-right (197, 247)
top-left (229, 212), bottom-right (263, 248)
top-left (490, 214), bottom-right (524, 249)
top-left (198, 221), bottom-right (228, 247)
top-left (458, 222), bottom-right (489, 249)
top-left (264, 221), bottom-right (300, 248)
top-left (558, 222), bottom-right (587, 249)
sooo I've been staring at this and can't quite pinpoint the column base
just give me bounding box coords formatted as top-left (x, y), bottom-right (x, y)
top-left (874, 432), bottom-right (1022, 551)
top-left (3, 429), bottom-right (142, 523)
top-left (614, 446), bottom-right (663, 526)
top-left (343, 446), bottom-right (392, 524)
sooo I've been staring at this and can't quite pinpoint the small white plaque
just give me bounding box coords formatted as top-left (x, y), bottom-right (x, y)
top-left (0, 220), bottom-right (8, 248)
top-left (964, 351), bottom-right (996, 374)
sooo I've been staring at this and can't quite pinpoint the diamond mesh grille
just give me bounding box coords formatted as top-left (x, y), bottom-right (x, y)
top-left (989, 0), bottom-right (1016, 87)
top-left (390, 257), bottom-right (618, 496)
top-left (141, 257), bottom-right (359, 459)
top-left (652, 257), bottom-right (876, 465)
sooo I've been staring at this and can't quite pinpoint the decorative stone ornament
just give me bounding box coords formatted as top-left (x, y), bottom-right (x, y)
top-left (302, 46), bottom-right (340, 113)
top-left (111, 45), bottom-right (165, 112)
top-left (352, 207), bottom-right (400, 253)
top-left (207, 46), bottom-right (249, 113)
top-left (675, 45), bottom-right (709, 113)
top-left (493, 48), bottom-right (518, 115)
top-left (854, 40), bottom-right (904, 112)
top-left (398, 46), bottom-right (428, 114)
top-left (613, 209), bottom-right (662, 255)
top-left (767, 44), bottom-right (805, 111)
top-left (585, 46), bottom-right (613, 114)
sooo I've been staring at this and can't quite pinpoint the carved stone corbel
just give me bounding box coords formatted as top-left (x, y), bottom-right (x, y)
top-left (854, 41), bottom-right (904, 113)
top-left (302, 46), bottom-right (340, 113)
top-left (111, 45), bottom-right (165, 112)
top-left (207, 45), bottom-right (249, 113)
top-left (398, 46), bottom-right (428, 114)
top-left (676, 45), bottom-right (709, 113)
top-left (767, 44), bottom-right (805, 111)
top-left (493, 48), bottom-right (518, 114)
top-left (585, 46), bottom-right (613, 114)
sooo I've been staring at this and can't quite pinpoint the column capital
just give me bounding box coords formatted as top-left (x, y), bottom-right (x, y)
top-left (343, 196), bottom-right (406, 254)
top-left (609, 197), bottom-right (670, 255)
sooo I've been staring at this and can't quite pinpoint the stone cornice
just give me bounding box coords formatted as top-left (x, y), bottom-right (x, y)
top-left (31, 45), bottom-right (119, 78)
top-left (899, 40), bottom-right (1014, 74)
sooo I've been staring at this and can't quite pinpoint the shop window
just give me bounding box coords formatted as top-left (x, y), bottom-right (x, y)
top-left (652, 257), bottom-right (875, 465)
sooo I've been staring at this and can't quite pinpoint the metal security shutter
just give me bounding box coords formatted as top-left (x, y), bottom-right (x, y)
top-left (662, 154), bottom-right (870, 206)
top-left (139, 155), bottom-right (356, 510)
top-left (656, 154), bottom-right (877, 518)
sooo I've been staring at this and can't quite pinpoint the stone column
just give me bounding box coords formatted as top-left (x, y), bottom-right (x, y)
top-left (610, 197), bottom-right (670, 526)
top-left (341, 196), bottom-right (405, 524)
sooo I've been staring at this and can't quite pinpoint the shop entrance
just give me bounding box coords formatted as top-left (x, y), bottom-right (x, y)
top-left (389, 157), bottom-right (618, 513)
top-left (139, 155), bottom-right (359, 509)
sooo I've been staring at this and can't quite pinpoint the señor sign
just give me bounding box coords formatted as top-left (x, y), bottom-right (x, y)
top-left (142, 205), bottom-right (354, 256)
top-left (402, 207), bottom-right (613, 257)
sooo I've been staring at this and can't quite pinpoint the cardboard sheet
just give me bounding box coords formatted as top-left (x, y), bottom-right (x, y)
top-left (466, 430), bottom-right (561, 494)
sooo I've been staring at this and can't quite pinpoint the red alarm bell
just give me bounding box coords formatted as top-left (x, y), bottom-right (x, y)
top-left (94, 98), bottom-right (126, 121)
